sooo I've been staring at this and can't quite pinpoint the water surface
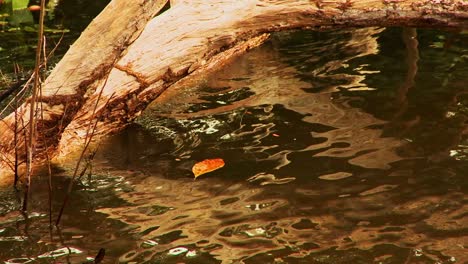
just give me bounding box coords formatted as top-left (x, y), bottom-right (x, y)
top-left (0, 19), bottom-right (467, 264)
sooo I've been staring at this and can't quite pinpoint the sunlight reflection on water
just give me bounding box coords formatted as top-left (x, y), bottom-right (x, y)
top-left (1, 27), bottom-right (467, 263)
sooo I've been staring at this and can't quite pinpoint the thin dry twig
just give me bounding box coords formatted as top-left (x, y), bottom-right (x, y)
top-left (55, 92), bottom-right (115, 225)
top-left (37, 35), bottom-right (54, 225)
top-left (56, 53), bottom-right (118, 224)
top-left (23, 0), bottom-right (47, 211)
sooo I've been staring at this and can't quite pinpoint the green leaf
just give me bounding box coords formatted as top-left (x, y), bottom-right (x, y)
top-left (12, 0), bottom-right (28, 10)
top-left (10, 8), bottom-right (33, 25)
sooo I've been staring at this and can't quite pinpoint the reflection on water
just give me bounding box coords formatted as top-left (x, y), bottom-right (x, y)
top-left (1, 28), bottom-right (467, 263)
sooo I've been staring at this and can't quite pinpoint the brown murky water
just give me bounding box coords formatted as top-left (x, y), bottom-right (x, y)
top-left (0, 14), bottom-right (467, 264)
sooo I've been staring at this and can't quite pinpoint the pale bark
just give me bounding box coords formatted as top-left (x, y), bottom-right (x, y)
top-left (0, 0), bottom-right (170, 182)
top-left (0, 0), bottom-right (466, 182)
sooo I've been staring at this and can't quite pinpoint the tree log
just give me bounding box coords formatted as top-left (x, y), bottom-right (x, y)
top-left (0, 0), bottom-right (466, 183)
top-left (0, 0), bottom-right (169, 182)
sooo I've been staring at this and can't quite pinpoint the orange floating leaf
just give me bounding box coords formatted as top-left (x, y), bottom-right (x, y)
top-left (192, 158), bottom-right (225, 179)
top-left (28, 5), bottom-right (41, 11)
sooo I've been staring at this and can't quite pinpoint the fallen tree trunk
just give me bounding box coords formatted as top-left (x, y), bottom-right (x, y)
top-left (0, 0), bottom-right (170, 182)
top-left (0, 0), bottom-right (467, 183)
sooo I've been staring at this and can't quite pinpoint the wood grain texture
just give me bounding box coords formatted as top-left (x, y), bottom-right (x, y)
top-left (0, 0), bottom-right (169, 182)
